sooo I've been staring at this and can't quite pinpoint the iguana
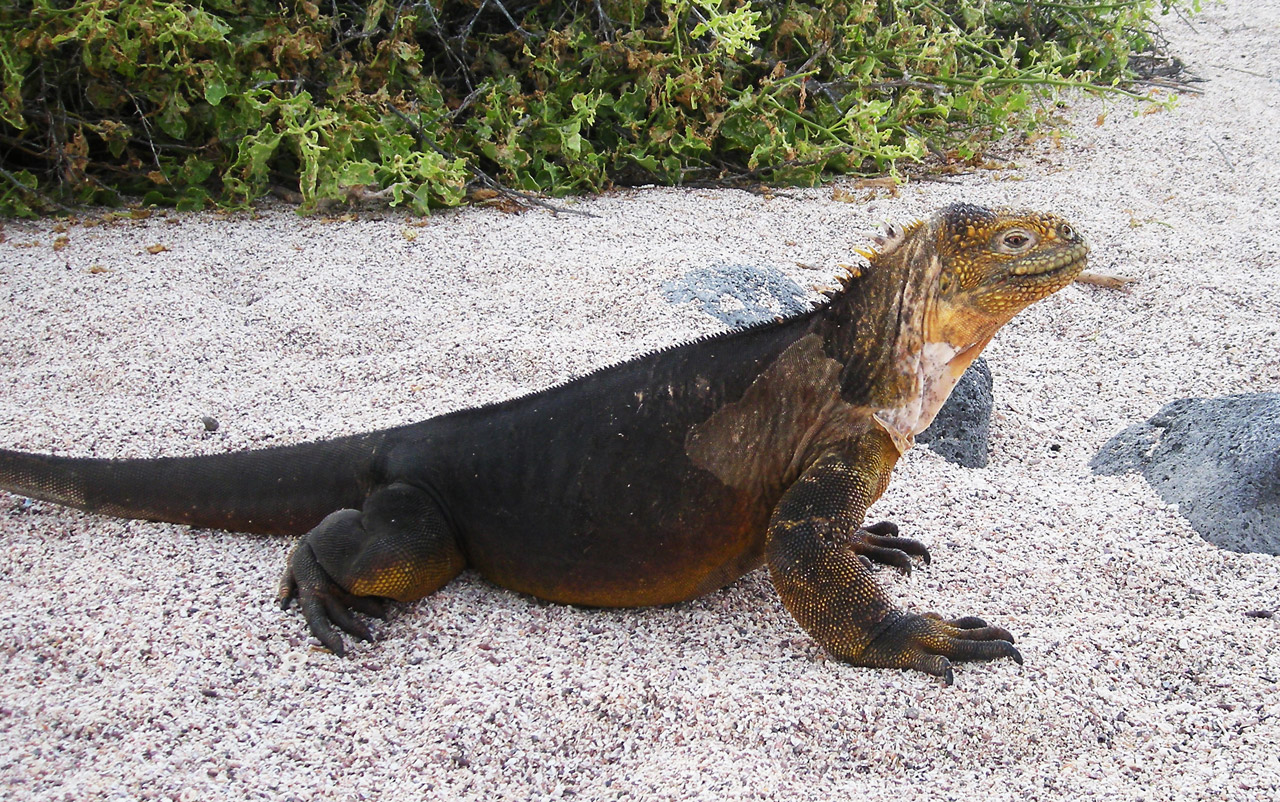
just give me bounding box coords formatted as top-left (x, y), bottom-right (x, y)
top-left (0, 203), bottom-right (1088, 683)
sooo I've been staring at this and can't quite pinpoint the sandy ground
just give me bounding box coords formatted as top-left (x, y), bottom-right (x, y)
top-left (2, 2), bottom-right (1279, 800)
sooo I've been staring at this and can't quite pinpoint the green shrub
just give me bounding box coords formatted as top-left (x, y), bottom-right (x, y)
top-left (0, 0), bottom-right (1188, 215)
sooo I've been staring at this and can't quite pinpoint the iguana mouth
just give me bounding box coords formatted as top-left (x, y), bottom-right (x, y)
top-left (1011, 241), bottom-right (1090, 277)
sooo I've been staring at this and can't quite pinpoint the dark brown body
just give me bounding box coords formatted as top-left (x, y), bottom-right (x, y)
top-left (405, 312), bottom-right (818, 606)
top-left (0, 308), bottom-right (827, 605)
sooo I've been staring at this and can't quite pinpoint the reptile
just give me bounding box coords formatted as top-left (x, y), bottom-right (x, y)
top-left (0, 203), bottom-right (1088, 683)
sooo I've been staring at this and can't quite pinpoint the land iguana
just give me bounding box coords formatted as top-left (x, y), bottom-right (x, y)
top-left (0, 203), bottom-right (1088, 683)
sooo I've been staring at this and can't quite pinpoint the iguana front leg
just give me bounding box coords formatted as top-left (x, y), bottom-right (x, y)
top-left (767, 439), bottom-right (1022, 683)
top-left (278, 482), bottom-right (465, 654)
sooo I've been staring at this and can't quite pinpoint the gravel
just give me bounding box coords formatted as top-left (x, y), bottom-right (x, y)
top-left (2, 2), bottom-right (1279, 800)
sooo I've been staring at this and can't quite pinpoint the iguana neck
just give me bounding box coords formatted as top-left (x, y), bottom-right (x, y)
top-left (814, 228), bottom-right (940, 412)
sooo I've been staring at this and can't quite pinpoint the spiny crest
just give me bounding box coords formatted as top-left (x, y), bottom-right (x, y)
top-left (860, 217), bottom-right (925, 259)
top-left (870, 217), bottom-right (923, 255)
top-left (833, 216), bottom-right (925, 295)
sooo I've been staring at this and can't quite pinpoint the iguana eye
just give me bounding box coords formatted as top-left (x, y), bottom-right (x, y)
top-left (996, 229), bottom-right (1036, 253)
top-left (1057, 223), bottom-right (1075, 240)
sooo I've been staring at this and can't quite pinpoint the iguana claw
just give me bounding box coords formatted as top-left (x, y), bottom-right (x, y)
top-left (278, 541), bottom-right (388, 656)
top-left (872, 612), bottom-right (1022, 685)
top-left (851, 519), bottom-right (931, 574)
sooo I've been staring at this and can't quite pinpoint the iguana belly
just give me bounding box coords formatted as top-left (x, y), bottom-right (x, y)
top-left (459, 478), bottom-right (774, 607)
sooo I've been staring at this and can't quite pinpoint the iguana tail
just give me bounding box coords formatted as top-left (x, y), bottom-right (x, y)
top-left (0, 432), bottom-right (388, 535)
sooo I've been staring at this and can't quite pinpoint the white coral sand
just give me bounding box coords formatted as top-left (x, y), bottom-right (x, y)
top-left (1, 2), bottom-right (1279, 800)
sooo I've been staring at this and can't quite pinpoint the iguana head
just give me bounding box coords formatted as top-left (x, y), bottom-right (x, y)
top-left (897, 203), bottom-right (1090, 351)
top-left (849, 203), bottom-right (1089, 451)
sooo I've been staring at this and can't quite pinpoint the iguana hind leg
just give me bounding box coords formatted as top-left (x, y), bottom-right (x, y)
top-left (278, 482), bottom-right (465, 655)
top-left (766, 444), bottom-right (1021, 684)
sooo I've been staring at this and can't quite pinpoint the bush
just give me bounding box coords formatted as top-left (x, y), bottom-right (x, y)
top-left (0, 0), bottom-right (1187, 215)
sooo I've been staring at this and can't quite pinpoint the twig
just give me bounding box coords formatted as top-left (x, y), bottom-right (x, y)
top-left (460, 0), bottom-right (539, 43)
top-left (1137, 77), bottom-right (1203, 94)
top-left (733, 184), bottom-right (805, 201)
top-left (449, 86), bottom-right (486, 122)
top-left (1075, 271), bottom-right (1136, 290)
top-left (129, 94), bottom-right (163, 174)
top-left (1207, 134), bottom-right (1235, 172)
top-left (868, 78), bottom-right (948, 93)
top-left (330, 27), bottom-right (384, 53)
top-left (593, 0), bottom-right (615, 40)
top-left (487, 0), bottom-right (539, 40)
top-left (470, 170), bottom-right (599, 218)
top-left (808, 79), bottom-right (848, 115)
top-left (1206, 63), bottom-right (1268, 79)
top-left (413, 0), bottom-right (474, 93)
top-left (458, 0), bottom-right (487, 48)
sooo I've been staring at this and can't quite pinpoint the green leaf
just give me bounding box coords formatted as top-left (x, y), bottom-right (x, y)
top-left (157, 95), bottom-right (191, 139)
top-left (204, 77), bottom-right (229, 107)
top-left (176, 186), bottom-right (211, 211)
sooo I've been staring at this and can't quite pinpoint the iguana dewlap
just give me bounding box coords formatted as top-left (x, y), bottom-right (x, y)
top-left (0, 203), bottom-right (1088, 683)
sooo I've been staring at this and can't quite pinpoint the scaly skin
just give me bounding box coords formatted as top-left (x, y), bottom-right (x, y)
top-left (0, 203), bottom-right (1088, 683)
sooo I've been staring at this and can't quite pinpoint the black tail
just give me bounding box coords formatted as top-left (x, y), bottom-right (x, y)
top-left (0, 432), bottom-right (389, 535)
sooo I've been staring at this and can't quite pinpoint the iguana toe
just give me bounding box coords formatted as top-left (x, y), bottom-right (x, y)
top-left (865, 612), bottom-right (1022, 685)
top-left (279, 541), bottom-right (386, 655)
top-left (925, 613), bottom-right (1015, 643)
top-left (850, 520), bottom-right (931, 574)
top-left (861, 520), bottom-right (900, 537)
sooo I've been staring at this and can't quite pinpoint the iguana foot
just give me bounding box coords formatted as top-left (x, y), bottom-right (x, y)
top-left (277, 484), bottom-right (466, 655)
top-left (851, 520), bottom-right (931, 575)
top-left (278, 534), bottom-right (389, 656)
top-left (863, 611), bottom-right (1022, 685)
